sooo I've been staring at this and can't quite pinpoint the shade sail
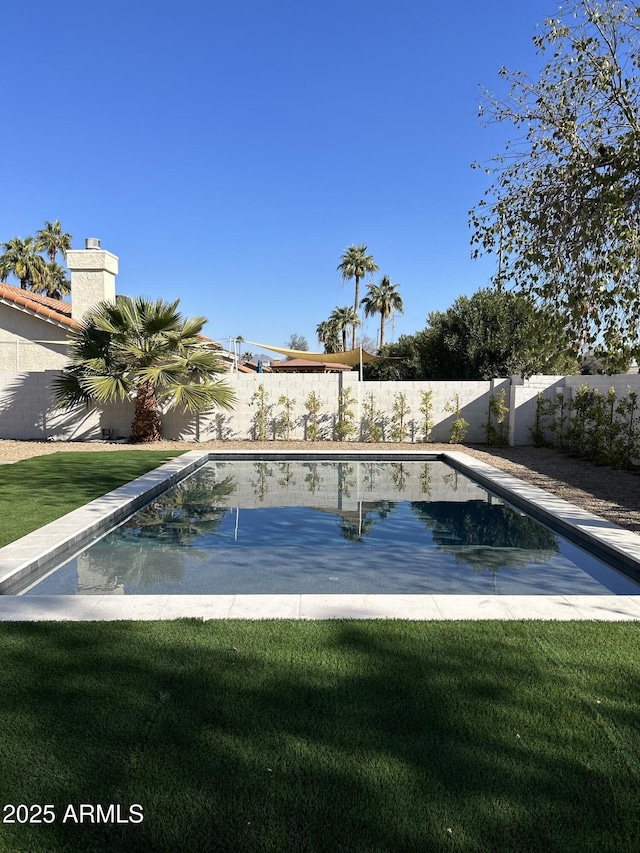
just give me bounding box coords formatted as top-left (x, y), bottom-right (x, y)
top-left (243, 341), bottom-right (382, 365)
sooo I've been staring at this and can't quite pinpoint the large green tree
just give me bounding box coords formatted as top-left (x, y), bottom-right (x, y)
top-left (470, 1), bottom-right (640, 368)
top-left (365, 289), bottom-right (578, 380)
top-left (360, 275), bottom-right (404, 350)
top-left (53, 296), bottom-right (235, 442)
top-left (0, 236), bottom-right (47, 290)
top-left (363, 331), bottom-right (431, 381)
top-left (337, 244), bottom-right (378, 348)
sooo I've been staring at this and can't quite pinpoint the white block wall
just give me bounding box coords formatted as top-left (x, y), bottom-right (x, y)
top-left (0, 371), bottom-right (134, 441)
top-left (161, 374), bottom-right (509, 444)
top-left (1, 369), bottom-right (638, 446)
top-left (508, 375), bottom-right (567, 446)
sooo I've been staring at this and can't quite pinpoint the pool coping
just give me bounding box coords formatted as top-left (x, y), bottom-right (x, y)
top-left (1, 447), bottom-right (640, 621)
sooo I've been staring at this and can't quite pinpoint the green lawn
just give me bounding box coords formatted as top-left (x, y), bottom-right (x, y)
top-left (1, 453), bottom-right (639, 850)
top-left (0, 451), bottom-right (184, 547)
top-left (0, 620), bottom-right (638, 852)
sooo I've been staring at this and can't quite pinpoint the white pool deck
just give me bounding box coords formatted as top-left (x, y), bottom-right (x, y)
top-left (2, 448), bottom-right (640, 622)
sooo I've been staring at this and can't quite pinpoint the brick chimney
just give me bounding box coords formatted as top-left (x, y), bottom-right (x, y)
top-left (67, 238), bottom-right (119, 322)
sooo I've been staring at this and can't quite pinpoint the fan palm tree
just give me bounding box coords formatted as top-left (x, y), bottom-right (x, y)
top-left (35, 262), bottom-right (71, 299)
top-left (52, 295), bottom-right (236, 442)
top-left (0, 236), bottom-right (47, 290)
top-left (361, 275), bottom-right (404, 350)
top-left (316, 319), bottom-right (341, 354)
top-left (337, 244), bottom-right (378, 348)
top-left (35, 220), bottom-right (72, 264)
top-left (330, 305), bottom-right (359, 352)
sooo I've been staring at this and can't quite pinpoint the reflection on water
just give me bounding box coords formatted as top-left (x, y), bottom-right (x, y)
top-left (412, 500), bottom-right (558, 575)
top-left (122, 473), bottom-right (236, 544)
top-left (21, 460), bottom-right (640, 596)
top-left (250, 462), bottom-right (272, 501)
top-left (77, 472), bottom-right (236, 591)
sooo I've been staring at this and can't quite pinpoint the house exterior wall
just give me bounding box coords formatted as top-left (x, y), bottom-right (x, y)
top-left (0, 309), bottom-right (71, 372)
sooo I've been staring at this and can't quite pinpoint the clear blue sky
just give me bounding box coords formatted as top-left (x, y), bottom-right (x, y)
top-left (1, 0), bottom-right (557, 353)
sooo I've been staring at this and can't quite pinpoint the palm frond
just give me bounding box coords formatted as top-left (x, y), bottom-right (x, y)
top-left (50, 373), bottom-right (94, 410)
top-left (178, 349), bottom-right (227, 375)
top-left (136, 364), bottom-right (186, 387)
top-left (78, 375), bottom-right (131, 403)
top-left (173, 315), bottom-right (208, 339)
top-left (160, 381), bottom-right (236, 413)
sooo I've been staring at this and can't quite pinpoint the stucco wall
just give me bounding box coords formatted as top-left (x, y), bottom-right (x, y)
top-left (0, 309), bottom-right (70, 372)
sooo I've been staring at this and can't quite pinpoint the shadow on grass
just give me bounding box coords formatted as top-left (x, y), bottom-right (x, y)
top-left (0, 620), bottom-right (639, 852)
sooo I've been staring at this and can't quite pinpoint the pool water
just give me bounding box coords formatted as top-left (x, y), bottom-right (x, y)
top-left (21, 460), bottom-right (640, 596)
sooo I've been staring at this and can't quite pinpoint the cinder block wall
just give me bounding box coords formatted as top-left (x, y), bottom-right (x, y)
top-left (1, 370), bottom-right (640, 446)
top-left (161, 374), bottom-right (508, 444)
top-left (0, 371), bottom-right (134, 441)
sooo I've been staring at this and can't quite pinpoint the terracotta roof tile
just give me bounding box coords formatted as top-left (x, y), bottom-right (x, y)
top-left (0, 282), bottom-right (80, 329)
top-left (270, 358), bottom-right (352, 372)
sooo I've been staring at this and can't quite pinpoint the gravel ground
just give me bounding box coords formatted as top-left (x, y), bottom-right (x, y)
top-left (2, 439), bottom-right (640, 534)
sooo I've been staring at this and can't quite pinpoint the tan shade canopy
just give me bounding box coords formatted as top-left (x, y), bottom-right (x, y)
top-left (243, 341), bottom-right (382, 365)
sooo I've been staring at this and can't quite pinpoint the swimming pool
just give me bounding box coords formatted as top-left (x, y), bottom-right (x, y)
top-left (15, 458), bottom-right (640, 597)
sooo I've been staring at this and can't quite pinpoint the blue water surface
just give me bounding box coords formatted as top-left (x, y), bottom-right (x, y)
top-left (22, 460), bottom-right (640, 596)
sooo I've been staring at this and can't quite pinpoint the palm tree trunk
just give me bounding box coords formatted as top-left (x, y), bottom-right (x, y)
top-left (379, 312), bottom-right (386, 350)
top-left (352, 274), bottom-right (360, 349)
top-left (131, 381), bottom-right (162, 442)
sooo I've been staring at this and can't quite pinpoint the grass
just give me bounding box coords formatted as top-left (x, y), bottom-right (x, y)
top-left (1, 452), bottom-right (639, 849)
top-left (0, 619), bottom-right (639, 852)
top-left (0, 451), bottom-right (184, 547)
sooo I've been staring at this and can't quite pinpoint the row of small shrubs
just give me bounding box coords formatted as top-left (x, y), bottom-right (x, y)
top-left (250, 385), bottom-right (437, 442)
top-left (248, 384), bottom-right (510, 445)
top-left (531, 385), bottom-right (640, 469)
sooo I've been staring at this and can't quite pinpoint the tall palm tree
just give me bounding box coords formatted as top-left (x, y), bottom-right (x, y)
top-left (35, 220), bottom-right (72, 264)
top-left (360, 275), bottom-right (404, 350)
top-left (337, 244), bottom-right (378, 348)
top-left (330, 305), bottom-right (359, 352)
top-left (0, 236), bottom-right (47, 290)
top-left (316, 319), bottom-right (341, 354)
top-left (52, 295), bottom-right (236, 442)
top-left (35, 262), bottom-right (71, 299)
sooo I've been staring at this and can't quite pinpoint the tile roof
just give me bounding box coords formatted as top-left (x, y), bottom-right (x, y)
top-left (270, 358), bottom-right (352, 372)
top-left (0, 282), bottom-right (81, 330)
